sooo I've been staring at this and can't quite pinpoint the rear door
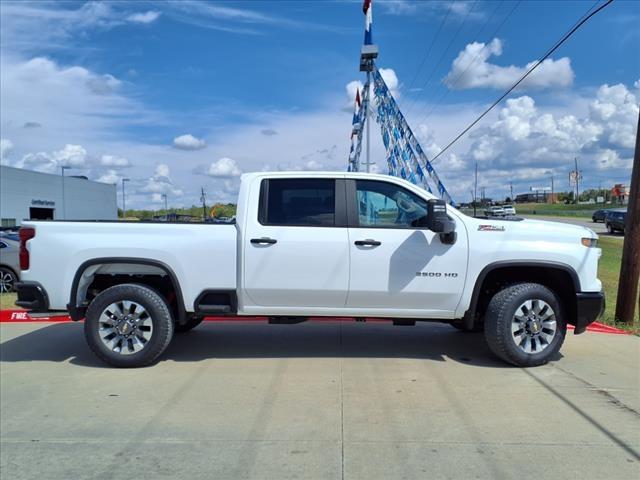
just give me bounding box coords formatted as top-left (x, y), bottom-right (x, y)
top-left (242, 177), bottom-right (350, 308)
top-left (346, 179), bottom-right (467, 316)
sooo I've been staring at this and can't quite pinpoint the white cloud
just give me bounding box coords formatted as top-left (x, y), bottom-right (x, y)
top-left (126, 11), bottom-right (161, 24)
top-left (444, 38), bottom-right (574, 90)
top-left (140, 163), bottom-right (183, 197)
top-left (596, 149), bottom-right (632, 170)
top-left (1, 3), bottom-right (165, 55)
top-left (207, 157), bottom-right (242, 177)
top-left (97, 169), bottom-right (121, 184)
top-left (465, 84), bottom-right (638, 183)
top-left (173, 134), bottom-right (207, 150)
top-left (345, 67), bottom-right (400, 110)
top-left (380, 0), bottom-right (482, 19)
top-left (0, 138), bottom-right (13, 163)
top-left (100, 154), bottom-right (131, 168)
top-left (379, 68), bottom-right (400, 98)
top-left (155, 164), bottom-right (170, 178)
top-left (14, 144), bottom-right (88, 173)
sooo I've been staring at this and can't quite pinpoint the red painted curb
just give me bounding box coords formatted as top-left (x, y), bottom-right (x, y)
top-left (0, 309), bottom-right (630, 334)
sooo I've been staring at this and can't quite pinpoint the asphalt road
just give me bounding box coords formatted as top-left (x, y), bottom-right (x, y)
top-left (1, 321), bottom-right (639, 480)
top-left (520, 215), bottom-right (623, 237)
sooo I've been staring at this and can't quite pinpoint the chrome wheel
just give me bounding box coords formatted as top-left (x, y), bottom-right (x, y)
top-left (0, 270), bottom-right (15, 293)
top-left (511, 299), bottom-right (557, 354)
top-left (98, 301), bottom-right (153, 355)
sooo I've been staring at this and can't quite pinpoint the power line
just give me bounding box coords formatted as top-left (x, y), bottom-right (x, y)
top-left (405, 0), bottom-right (478, 117)
top-left (430, 0), bottom-right (612, 164)
top-left (416, 0), bottom-right (520, 126)
top-left (403, 1), bottom-right (455, 100)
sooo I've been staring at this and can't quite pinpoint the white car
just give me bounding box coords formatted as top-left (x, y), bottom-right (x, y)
top-left (484, 206), bottom-right (505, 217)
top-left (16, 172), bottom-right (604, 368)
top-left (503, 205), bottom-right (517, 216)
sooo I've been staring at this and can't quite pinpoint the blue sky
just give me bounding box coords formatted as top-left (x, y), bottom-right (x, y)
top-left (1, 0), bottom-right (638, 208)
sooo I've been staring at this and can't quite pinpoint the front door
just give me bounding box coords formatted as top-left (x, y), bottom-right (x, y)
top-left (346, 179), bottom-right (467, 316)
top-left (243, 177), bottom-right (350, 308)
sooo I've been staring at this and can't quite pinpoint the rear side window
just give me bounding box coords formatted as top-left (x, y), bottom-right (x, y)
top-left (259, 179), bottom-right (336, 227)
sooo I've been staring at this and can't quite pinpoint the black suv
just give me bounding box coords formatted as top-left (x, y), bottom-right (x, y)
top-left (592, 209), bottom-right (608, 222)
top-left (605, 210), bottom-right (627, 234)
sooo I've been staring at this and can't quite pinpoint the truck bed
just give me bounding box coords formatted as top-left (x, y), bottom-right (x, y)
top-left (20, 221), bottom-right (237, 311)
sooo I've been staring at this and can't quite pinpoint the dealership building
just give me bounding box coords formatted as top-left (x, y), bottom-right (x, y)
top-left (0, 165), bottom-right (118, 227)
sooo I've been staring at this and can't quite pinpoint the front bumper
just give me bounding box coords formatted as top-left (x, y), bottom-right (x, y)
top-left (574, 291), bottom-right (605, 334)
top-left (15, 281), bottom-right (50, 312)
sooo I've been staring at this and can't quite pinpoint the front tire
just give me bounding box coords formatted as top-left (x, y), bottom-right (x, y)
top-left (84, 284), bottom-right (174, 368)
top-left (484, 283), bottom-right (566, 367)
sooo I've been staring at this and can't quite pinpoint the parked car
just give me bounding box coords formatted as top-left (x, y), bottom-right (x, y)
top-left (502, 205), bottom-right (516, 216)
top-left (605, 210), bottom-right (627, 234)
top-left (16, 172), bottom-right (604, 368)
top-left (484, 206), bottom-right (505, 217)
top-left (0, 238), bottom-right (20, 293)
top-left (592, 209), bottom-right (608, 223)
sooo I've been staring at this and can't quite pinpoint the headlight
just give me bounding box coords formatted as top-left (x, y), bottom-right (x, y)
top-left (581, 237), bottom-right (598, 248)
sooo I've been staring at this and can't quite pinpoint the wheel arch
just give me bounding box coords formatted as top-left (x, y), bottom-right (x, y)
top-left (464, 261), bottom-right (580, 329)
top-left (68, 257), bottom-right (186, 324)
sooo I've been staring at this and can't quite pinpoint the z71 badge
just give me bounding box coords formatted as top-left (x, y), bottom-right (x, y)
top-left (478, 225), bottom-right (505, 232)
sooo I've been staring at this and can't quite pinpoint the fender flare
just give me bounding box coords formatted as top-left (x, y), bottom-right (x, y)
top-left (463, 260), bottom-right (581, 328)
top-left (68, 257), bottom-right (186, 323)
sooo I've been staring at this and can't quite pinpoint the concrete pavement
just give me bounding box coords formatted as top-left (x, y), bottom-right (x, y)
top-left (1, 321), bottom-right (639, 479)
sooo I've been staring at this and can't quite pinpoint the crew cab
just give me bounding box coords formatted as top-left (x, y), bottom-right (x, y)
top-left (16, 172), bottom-right (604, 368)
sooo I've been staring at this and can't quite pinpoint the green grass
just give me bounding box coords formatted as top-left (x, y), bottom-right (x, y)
top-left (0, 292), bottom-right (17, 310)
top-left (597, 237), bottom-right (637, 332)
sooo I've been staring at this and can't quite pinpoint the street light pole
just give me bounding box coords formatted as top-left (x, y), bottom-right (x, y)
top-left (61, 166), bottom-right (70, 219)
top-left (574, 157), bottom-right (580, 203)
top-left (122, 178), bottom-right (130, 219)
top-left (161, 194), bottom-right (168, 220)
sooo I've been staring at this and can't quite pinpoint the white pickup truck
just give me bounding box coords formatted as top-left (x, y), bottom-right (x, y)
top-left (16, 172), bottom-right (604, 368)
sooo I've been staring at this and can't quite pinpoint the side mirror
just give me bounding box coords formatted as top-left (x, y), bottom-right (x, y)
top-left (410, 215), bottom-right (429, 228)
top-left (426, 199), bottom-right (455, 234)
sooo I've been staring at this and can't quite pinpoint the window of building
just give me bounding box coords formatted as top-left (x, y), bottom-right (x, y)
top-left (1, 218), bottom-right (16, 228)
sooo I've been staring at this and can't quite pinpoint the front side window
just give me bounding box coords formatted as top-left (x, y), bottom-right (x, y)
top-left (260, 179), bottom-right (336, 227)
top-left (355, 180), bottom-right (428, 228)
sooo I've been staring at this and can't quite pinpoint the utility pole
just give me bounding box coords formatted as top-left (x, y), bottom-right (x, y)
top-left (200, 187), bottom-right (207, 220)
top-left (615, 111), bottom-right (640, 324)
top-left (122, 178), bottom-right (129, 219)
top-left (61, 166), bottom-right (70, 219)
top-left (574, 157), bottom-right (580, 203)
top-left (473, 162), bottom-right (478, 217)
top-left (509, 182), bottom-right (513, 202)
top-left (551, 175), bottom-right (554, 204)
top-left (161, 193), bottom-right (168, 219)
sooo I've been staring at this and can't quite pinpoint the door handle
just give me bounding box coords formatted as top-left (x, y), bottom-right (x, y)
top-left (250, 237), bottom-right (277, 245)
top-left (354, 239), bottom-right (381, 247)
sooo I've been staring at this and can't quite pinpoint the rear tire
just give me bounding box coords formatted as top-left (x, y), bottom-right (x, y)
top-left (84, 284), bottom-right (174, 368)
top-left (174, 316), bottom-right (204, 333)
top-left (484, 283), bottom-right (566, 367)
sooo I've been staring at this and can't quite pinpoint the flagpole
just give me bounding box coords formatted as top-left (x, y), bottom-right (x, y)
top-left (366, 71), bottom-right (371, 173)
